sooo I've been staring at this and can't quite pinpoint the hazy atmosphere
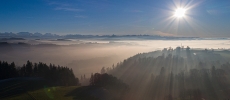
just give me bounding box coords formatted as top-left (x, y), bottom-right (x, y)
top-left (1, 39), bottom-right (230, 78)
top-left (1, 0), bottom-right (230, 100)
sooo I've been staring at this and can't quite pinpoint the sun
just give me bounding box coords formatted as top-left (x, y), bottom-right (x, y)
top-left (174, 8), bottom-right (186, 18)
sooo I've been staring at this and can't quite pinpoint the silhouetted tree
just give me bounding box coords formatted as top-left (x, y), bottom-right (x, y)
top-left (101, 67), bottom-right (106, 74)
top-left (25, 60), bottom-right (33, 77)
top-left (90, 73), bottom-right (94, 85)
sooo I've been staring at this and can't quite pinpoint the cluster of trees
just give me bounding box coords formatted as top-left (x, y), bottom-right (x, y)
top-left (89, 73), bottom-right (128, 99)
top-left (105, 47), bottom-right (230, 100)
top-left (0, 61), bottom-right (18, 79)
top-left (0, 60), bottom-right (79, 86)
top-left (90, 73), bottom-right (127, 89)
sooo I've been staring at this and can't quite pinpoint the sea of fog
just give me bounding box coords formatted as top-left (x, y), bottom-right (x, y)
top-left (1, 39), bottom-right (230, 78)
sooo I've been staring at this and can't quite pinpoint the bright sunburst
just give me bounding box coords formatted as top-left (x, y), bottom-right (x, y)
top-left (174, 8), bottom-right (186, 18)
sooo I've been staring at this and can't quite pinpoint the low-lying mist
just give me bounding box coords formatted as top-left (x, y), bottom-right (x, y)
top-left (1, 39), bottom-right (230, 78)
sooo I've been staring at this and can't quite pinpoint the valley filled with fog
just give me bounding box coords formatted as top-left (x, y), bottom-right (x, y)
top-left (1, 39), bottom-right (230, 78)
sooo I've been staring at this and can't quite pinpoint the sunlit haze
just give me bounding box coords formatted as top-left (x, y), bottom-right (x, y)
top-left (1, 0), bottom-right (230, 100)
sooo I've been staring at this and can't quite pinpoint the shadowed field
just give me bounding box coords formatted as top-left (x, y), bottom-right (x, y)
top-left (1, 78), bottom-right (116, 100)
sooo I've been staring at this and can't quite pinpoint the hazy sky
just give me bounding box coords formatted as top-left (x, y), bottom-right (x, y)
top-left (1, 0), bottom-right (230, 37)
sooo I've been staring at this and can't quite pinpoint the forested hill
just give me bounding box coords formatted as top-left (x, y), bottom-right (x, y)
top-left (106, 47), bottom-right (230, 100)
top-left (0, 61), bottom-right (79, 86)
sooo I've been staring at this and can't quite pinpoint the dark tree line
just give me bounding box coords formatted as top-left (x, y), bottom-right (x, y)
top-left (0, 61), bottom-right (18, 79)
top-left (0, 60), bottom-right (79, 86)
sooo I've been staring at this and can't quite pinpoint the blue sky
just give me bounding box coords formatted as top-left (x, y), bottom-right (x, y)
top-left (1, 0), bottom-right (230, 37)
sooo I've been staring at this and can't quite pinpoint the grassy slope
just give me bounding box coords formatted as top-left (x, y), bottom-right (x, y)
top-left (0, 79), bottom-right (103, 100)
top-left (5, 86), bottom-right (78, 100)
top-left (5, 86), bottom-right (109, 100)
top-left (0, 78), bottom-right (85, 100)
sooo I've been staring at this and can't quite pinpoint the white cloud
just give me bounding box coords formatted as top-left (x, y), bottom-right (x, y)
top-left (47, 1), bottom-right (83, 12)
